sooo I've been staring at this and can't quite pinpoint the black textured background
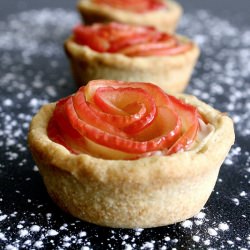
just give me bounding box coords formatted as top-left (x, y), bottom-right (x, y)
top-left (0, 1), bottom-right (249, 249)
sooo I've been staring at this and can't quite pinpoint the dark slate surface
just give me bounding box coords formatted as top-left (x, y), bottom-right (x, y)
top-left (0, 1), bottom-right (249, 249)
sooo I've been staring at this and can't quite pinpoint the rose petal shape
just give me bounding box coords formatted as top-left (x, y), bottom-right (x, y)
top-left (93, 0), bottom-right (166, 13)
top-left (48, 80), bottom-right (201, 159)
top-left (73, 23), bottom-right (192, 57)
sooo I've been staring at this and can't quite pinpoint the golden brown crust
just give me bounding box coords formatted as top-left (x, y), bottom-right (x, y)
top-left (77, 0), bottom-right (183, 33)
top-left (64, 37), bottom-right (200, 93)
top-left (28, 94), bottom-right (234, 228)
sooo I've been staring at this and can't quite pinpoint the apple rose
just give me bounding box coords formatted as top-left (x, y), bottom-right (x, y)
top-left (48, 80), bottom-right (201, 160)
top-left (73, 22), bottom-right (192, 57)
top-left (92, 0), bottom-right (166, 13)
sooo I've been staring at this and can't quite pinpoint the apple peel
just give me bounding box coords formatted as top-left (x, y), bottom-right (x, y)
top-left (48, 80), bottom-right (202, 159)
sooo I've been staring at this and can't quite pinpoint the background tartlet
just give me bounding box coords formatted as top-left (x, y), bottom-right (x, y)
top-left (65, 23), bottom-right (200, 93)
top-left (77, 0), bottom-right (183, 33)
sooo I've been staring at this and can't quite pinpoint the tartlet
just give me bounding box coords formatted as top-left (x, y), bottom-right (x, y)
top-left (77, 0), bottom-right (182, 33)
top-left (28, 80), bottom-right (235, 228)
top-left (65, 23), bottom-right (200, 93)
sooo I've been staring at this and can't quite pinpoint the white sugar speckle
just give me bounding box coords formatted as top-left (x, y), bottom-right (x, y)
top-left (46, 86), bottom-right (57, 97)
top-left (122, 234), bottom-right (129, 240)
top-left (218, 222), bottom-right (229, 231)
top-left (3, 99), bottom-right (13, 106)
top-left (30, 225), bottom-right (41, 232)
top-left (164, 236), bottom-right (171, 241)
top-left (47, 229), bottom-right (58, 236)
top-left (181, 220), bottom-right (193, 228)
top-left (0, 232), bottom-right (7, 241)
top-left (240, 191), bottom-right (247, 197)
top-left (134, 228), bottom-right (144, 236)
top-left (5, 245), bottom-right (18, 250)
top-left (141, 241), bottom-right (155, 249)
top-left (34, 241), bottom-right (44, 248)
top-left (19, 229), bottom-right (29, 237)
top-left (195, 212), bottom-right (206, 219)
top-left (33, 165), bottom-right (39, 171)
top-left (81, 247), bottom-right (90, 250)
top-left (0, 214), bottom-right (7, 221)
top-left (46, 213), bottom-right (52, 219)
top-left (204, 239), bottom-right (211, 246)
top-left (63, 236), bottom-right (71, 242)
top-left (124, 244), bottom-right (133, 250)
top-left (23, 240), bottom-right (31, 246)
top-left (192, 235), bottom-right (200, 242)
top-left (232, 198), bottom-right (240, 205)
top-left (79, 231), bottom-right (87, 237)
top-left (208, 228), bottom-right (218, 236)
top-left (194, 220), bottom-right (203, 226)
top-left (227, 240), bottom-right (234, 245)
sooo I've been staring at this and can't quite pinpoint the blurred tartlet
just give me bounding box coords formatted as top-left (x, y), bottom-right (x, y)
top-left (65, 23), bottom-right (199, 92)
top-left (77, 0), bottom-right (182, 33)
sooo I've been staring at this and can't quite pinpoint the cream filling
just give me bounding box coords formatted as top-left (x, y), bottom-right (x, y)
top-left (141, 119), bottom-right (215, 157)
top-left (189, 119), bottom-right (215, 153)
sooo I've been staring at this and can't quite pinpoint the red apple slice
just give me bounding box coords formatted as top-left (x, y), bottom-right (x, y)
top-left (118, 40), bottom-right (176, 56)
top-left (48, 80), bottom-right (201, 158)
top-left (134, 106), bottom-right (181, 147)
top-left (106, 24), bottom-right (162, 52)
top-left (73, 25), bottom-right (110, 52)
top-left (73, 23), bottom-right (191, 57)
top-left (66, 96), bottom-right (181, 154)
top-left (88, 101), bottom-right (147, 129)
top-left (72, 91), bottom-right (128, 138)
top-left (166, 95), bottom-right (200, 154)
top-left (167, 121), bottom-right (199, 155)
top-left (48, 98), bottom-right (86, 154)
top-left (93, 86), bottom-right (157, 133)
top-left (93, 0), bottom-right (165, 13)
top-left (85, 80), bottom-right (171, 108)
top-left (74, 87), bottom-right (152, 132)
top-left (144, 43), bottom-right (193, 56)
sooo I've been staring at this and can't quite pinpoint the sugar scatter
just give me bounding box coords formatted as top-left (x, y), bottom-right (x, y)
top-left (218, 222), bottom-right (229, 231)
top-left (0, 6), bottom-right (249, 250)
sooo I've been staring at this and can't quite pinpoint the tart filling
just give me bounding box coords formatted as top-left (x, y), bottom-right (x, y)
top-left (48, 80), bottom-right (213, 160)
top-left (77, 0), bottom-right (182, 33)
top-left (92, 0), bottom-right (166, 13)
top-left (73, 22), bottom-right (192, 57)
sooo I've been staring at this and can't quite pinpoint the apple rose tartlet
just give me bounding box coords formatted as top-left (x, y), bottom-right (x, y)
top-left (65, 23), bottom-right (199, 93)
top-left (28, 80), bottom-right (234, 228)
top-left (77, 0), bottom-right (182, 33)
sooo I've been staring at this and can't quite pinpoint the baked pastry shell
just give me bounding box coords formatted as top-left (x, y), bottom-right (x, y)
top-left (77, 0), bottom-right (183, 34)
top-left (64, 37), bottom-right (200, 93)
top-left (28, 94), bottom-right (234, 228)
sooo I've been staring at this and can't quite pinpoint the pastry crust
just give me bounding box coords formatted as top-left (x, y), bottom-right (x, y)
top-left (77, 0), bottom-right (182, 33)
top-left (64, 37), bottom-right (200, 93)
top-left (28, 94), bottom-right (234, 228)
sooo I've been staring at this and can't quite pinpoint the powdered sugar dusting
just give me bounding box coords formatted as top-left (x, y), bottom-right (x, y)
top-left (0, 9), bottom-right (78, 57)
top-left (218, 222), bottom-right (229, 231)
top-left (0, 6), bottom-right (249, 250)
top-left (181, 220), bottom-right (193, 229)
